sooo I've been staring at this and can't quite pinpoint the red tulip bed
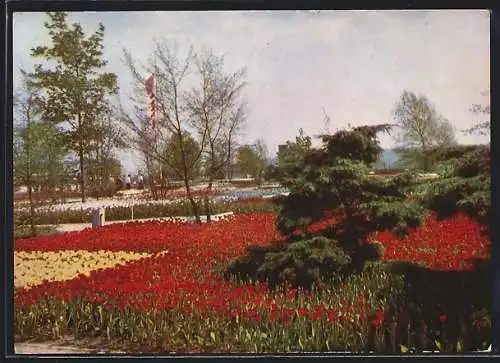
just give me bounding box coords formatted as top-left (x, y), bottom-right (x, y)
top-left (14, 212), bottom-right (490, 353)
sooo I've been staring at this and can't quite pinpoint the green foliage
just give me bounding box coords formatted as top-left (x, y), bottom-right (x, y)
top-left (227, 237), bottom-right (352, 288)
top-left (275, 128), bottom-right (312, 182)
top-left (27, 12), bottom-right (118, 202)
top-left (236, 140), bottom-right (268, 181)
top-left (161, 132), bottom-right (202, 180)
top-left (423, 145), bottom-right (490, 235)
top-left (362, 200), bottom-right (428, 239)
top-left (13, 122), bottom-right (67, 194)
top-left (227, 124), bottom-right (427, 289)
top-left (275, 124), bottom-right (420, 238)
top-left (85, 156), bottom-right (123, 197)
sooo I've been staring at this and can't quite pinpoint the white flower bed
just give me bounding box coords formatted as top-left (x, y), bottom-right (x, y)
top-left (15, 185), bottom-right (289, 213)
top-left (24, 197), bottom-right (184, 213)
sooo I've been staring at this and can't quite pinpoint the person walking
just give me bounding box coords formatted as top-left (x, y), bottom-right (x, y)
top-left (125, 174), bottom-right (132, 190)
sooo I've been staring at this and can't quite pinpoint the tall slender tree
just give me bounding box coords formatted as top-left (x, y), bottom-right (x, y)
top-left (121, 42), bottom-right (205, 221)
top-left (13, 73), bottom-right (66, 234)
top-left (185, 49), bottom-right (247, 220)
top-left (223, 102), bottom-right (247, 180)
top-left (27, 12), bottom-right (118, 202)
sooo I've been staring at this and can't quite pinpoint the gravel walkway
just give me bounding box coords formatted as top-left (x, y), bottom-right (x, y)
top-left (14, 342), bottom-right (125, 355)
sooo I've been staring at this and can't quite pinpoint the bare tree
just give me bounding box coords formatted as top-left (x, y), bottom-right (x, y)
top-left (463, 89), bottom-right (490, 137)
top-left (393, 90), bottom-right (456, 170)
top-left (121, 42), bottom-right (206, 222)
top-left (185, 50), bottom-right (247, 221)
top-left (223, 102), bottom-right (247, 180)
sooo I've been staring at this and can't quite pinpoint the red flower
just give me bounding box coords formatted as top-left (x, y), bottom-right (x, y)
top-left (297, 308), bottom-right (308, 317)
top-left (327, 309), bottom-right (337, 322)
top-left (287, 289), bottom-right (297, 300)
top-left (372, 309), bottom-right (385, 327)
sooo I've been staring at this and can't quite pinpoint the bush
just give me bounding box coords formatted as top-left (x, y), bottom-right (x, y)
top-left (226, 125), bottom-right (427, 289)
top-left (226, 237), bottom-right (355, 289)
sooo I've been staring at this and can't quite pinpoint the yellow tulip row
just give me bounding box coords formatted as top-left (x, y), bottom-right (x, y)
top-left (14, 250), bottom-right (152, 289)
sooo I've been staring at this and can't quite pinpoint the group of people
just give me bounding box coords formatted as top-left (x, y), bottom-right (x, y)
top-left (115, 173), bottom-right (145, 191)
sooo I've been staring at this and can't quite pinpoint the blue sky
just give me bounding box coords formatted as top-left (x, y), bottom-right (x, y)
top-left (13, 10), bottom-right (490, 173)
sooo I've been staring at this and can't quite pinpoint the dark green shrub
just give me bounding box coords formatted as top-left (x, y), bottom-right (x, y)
top-left (424, 145), bottom-right (490, 235)
top-left (227, 236), bottom-right (390, 289)
top-left (226, 125), bottom-right (427, 289)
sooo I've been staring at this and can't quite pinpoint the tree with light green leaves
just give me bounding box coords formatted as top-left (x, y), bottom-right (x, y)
top-left (13, 76), bottom-right (66, 235)
top-left (236, 139), bottom-right (269, 182)
top-left (27, 12), bottom-right (118, 202)
top-left (274, 128), bottom-right (312, 182)
top-left (161, 132), bottom-right (202, 181)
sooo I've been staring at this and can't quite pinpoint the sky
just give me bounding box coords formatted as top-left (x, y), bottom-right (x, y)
top-left (13, 10), bottom-right (490, 174)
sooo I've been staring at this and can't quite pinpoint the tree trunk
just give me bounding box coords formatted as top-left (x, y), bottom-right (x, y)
top-left (204, 176), bottom-right (213, 222)
top-left (184, 177), bottom-right (201, 223)
top-left (28, 181), bottom-right (36, 237)
top-left (176, 132), bottom-right (201, 223)
top-left (226, 139), bottom-right (232, 180)
top-left (204, 147), bottom-right (216, 223)
top-left (25, 114), bottom-right (36, 236)
top-left (77, 111), bottom-right (87, 203)
top-left (145, 156), bottom-right (154, 195)
top-left (78, 145), bottom-right (86, 202)
top-left (420, 136), bottom-right (429, 171)
top-left (26, 159), bottom-right (36, 236)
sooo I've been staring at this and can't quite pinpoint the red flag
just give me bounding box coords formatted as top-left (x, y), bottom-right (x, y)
top-left (145, 73), bottom-right (157, 128)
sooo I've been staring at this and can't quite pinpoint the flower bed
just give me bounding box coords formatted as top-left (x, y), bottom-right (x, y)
top-left (14, 199), bottom-right (233, 226)
top-left (219, 188), bottom-right (289, 202)
top-left (14, 213), bottom-right (490, 353)
top-left (15, 250), bottom-right (152, 289)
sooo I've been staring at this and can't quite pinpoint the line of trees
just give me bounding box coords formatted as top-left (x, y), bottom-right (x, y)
top-left (14, 12), bottom-right (489, 229)
top-left (14, 12), bottom-right (275, 225)
top-left (14, 11), bottom-right (125, 221)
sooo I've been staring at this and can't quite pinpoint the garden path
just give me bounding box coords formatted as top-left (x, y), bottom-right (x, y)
top-left (35, 212), bottom-right (235, 233)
